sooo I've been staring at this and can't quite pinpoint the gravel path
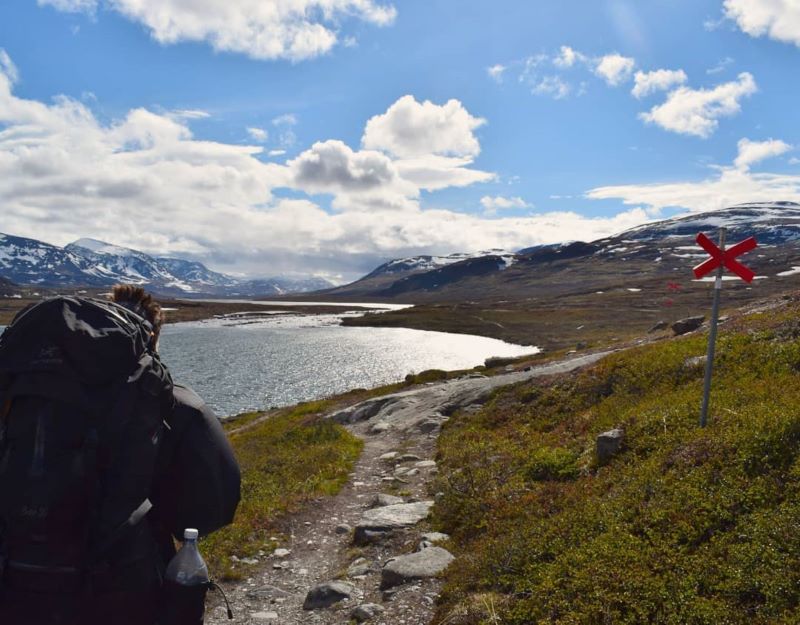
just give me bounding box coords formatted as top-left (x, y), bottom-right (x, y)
top-left (206, 351), bottom-right (611, 625)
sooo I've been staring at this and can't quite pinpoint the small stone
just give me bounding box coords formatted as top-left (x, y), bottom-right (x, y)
top-left (335, 523), bottom-right (352, 535)
top-left (378, 451), bottom-right (399, 460)
top-left (416, 419), bottom-right (441, 434)
top-left (351, 603), bottom-right (385, 622)
top-left (371, 493), bottom-right (403, 507)
top-left (246, 585), bottom-right (290, 601)
top-left (240, 557), bottom-right (259, 565)
top-left (648, 320), bottom-right (668, 333)
top-left (420, 532), bottom-right (449, 544)
top-left (398, 454), bottom-right (422, 462)
top-left (347, 562), bottom-right (372, 578)
top-left (370, 422), bottom-right (391, 434)
top-left (251, 611), bottom-right (279, 621)
top-left (684, 355), bottom-right (707, 369)
top-left (380, 547), bottom-right (455, 589)
top-left (405, 468), bottom-right (420, 477)
top-left (415, 460), bottom-right (437, 468)
top-left (303, 581), bottom-right (356, 610)
top-left (273, 548), bottom-right (291, 558)
top-left (596, 428), bottom-right (625, 464)
top-left (298, 568), bottom-right (308, 576)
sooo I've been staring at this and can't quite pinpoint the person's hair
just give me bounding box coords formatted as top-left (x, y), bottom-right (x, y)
top-left (110, 284), bottom-right (164, 346)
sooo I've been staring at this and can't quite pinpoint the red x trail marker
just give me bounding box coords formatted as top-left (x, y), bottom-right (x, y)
top-left (693, 233), bottom-right (757, 283)
top-left (694, 228), bottom-right (757, 429)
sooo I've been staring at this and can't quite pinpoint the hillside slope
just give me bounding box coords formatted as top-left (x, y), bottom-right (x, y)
top-left (431, 294), bottom-right (800, 624)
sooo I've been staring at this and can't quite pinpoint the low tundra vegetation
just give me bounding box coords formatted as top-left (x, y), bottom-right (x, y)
top-left (432, 302), bottom-right (800, 624)
top-left (202, 400), bottom-right (362, 579)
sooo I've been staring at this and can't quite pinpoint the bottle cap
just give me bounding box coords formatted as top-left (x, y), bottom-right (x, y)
top-left (183, 528), bottom-right (199, 540)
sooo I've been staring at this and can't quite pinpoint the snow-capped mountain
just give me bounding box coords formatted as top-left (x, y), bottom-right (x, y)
top-left (364, 249), bottom-right (516, 278)
top-left (0, 233), bottom-right (333, 296)
top-left (327, 202), bottom-right (800, 301)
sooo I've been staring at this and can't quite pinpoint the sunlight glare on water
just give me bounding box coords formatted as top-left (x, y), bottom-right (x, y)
top-left (157, 315), bottom-right (538, 417)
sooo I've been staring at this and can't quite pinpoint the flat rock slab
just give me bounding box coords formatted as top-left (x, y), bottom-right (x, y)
top-left (380, 546), bottom-right (455, 589)
top-left (302, 581), bottom-right (356, 610)
top-left (354, 501), bottom-right (433, 545)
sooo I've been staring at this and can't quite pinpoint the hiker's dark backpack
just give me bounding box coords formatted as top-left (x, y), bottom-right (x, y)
top-left (0, 296), bottom-right (173, 623)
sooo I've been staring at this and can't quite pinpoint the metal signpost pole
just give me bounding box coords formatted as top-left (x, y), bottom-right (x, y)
top-left (699, 227), bottom-right (726, 428)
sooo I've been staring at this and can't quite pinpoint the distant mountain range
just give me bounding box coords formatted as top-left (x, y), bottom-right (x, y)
top-left (321, 202), bottom-right (800, 302)
top-left (0, 234), bottom-right (333, 297)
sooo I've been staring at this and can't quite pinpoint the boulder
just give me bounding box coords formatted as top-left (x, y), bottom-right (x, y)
top-left (380, 546), bottom-right (455, 589)
top-left (671, 316), bottom-right (705, 336)
top-left (351, 603), bottom-right (385, 622)
top-left (354, 501), bottom-right (434, 545)
top-left (302, 581), bottom-right (356, 610)
top-left (596, 428), bottom-right (625, 464)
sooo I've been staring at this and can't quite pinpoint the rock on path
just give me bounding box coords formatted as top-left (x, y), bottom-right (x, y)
top-left (380, 547), bottom-right (456, 589)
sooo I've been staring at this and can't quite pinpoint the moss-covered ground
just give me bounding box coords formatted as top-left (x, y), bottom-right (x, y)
top-left (431, 300), bottom-right (800, 624)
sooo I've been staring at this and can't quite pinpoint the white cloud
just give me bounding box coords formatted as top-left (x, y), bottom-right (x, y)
top-left (532, 76), bottom-right (571, 99)
top-left (734, 138), bottom-right (792, 170)
top-left (594, 53), bottom-right (636, 86)
top-left (553, 46), bottom-right (587, 69)
top-left (639, 72), bottom-right (757, 138)
top-left (0, 56), bottom-right (508, 277)
top-left (37, 0), bottom-right (397, 61)
top-left (707, 57), bottom-right (735, 75)
top-left (480, 195), bottom-right (530, 215)
top-left (0, 50), bottom-right (18, 85)
top-left (487, 64), bottom-right (507, 83)
top-left (268, 149), bottom-right (287, 157)
top-left (724, 0), bottom-right (800, 47)
top-left (587, 142), bottom-right (800, 213)
top-left (37, 0), bottom-right (97, 12)
top-left (362, 95), bottom-right (486, 158)
top-left (631, 69), bottom-right (688, 99)
top-left (246, 126), bottom-right (268, 142)
top-left (553, 46), bottom-right (586, 68)
top-left (170, 109), bottom-right (210, 120)
top-left (272, 113), bottom-right (297, 126)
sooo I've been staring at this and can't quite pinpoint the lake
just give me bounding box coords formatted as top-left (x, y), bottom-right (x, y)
top-left (0, 312), bottom-right (538, 418)
top-left (158, 313), bottom-right (537, 417)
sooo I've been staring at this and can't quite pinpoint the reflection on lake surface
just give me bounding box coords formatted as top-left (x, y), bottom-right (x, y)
top-left (158, 314), bottom-right (537, 417)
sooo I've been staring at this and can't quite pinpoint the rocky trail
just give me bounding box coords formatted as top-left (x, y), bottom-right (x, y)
top-left (206, 351), bottom-right (610, 625)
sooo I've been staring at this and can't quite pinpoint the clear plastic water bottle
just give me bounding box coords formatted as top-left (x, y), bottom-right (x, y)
top-left (165, 528), bottom-right (209, 585)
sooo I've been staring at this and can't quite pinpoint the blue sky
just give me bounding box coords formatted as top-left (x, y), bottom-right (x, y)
top-left (1, 0), bottom-right (799, 280)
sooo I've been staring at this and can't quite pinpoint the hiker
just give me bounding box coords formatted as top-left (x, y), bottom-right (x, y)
top-left (0, 286), bottom-right (241, 625)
